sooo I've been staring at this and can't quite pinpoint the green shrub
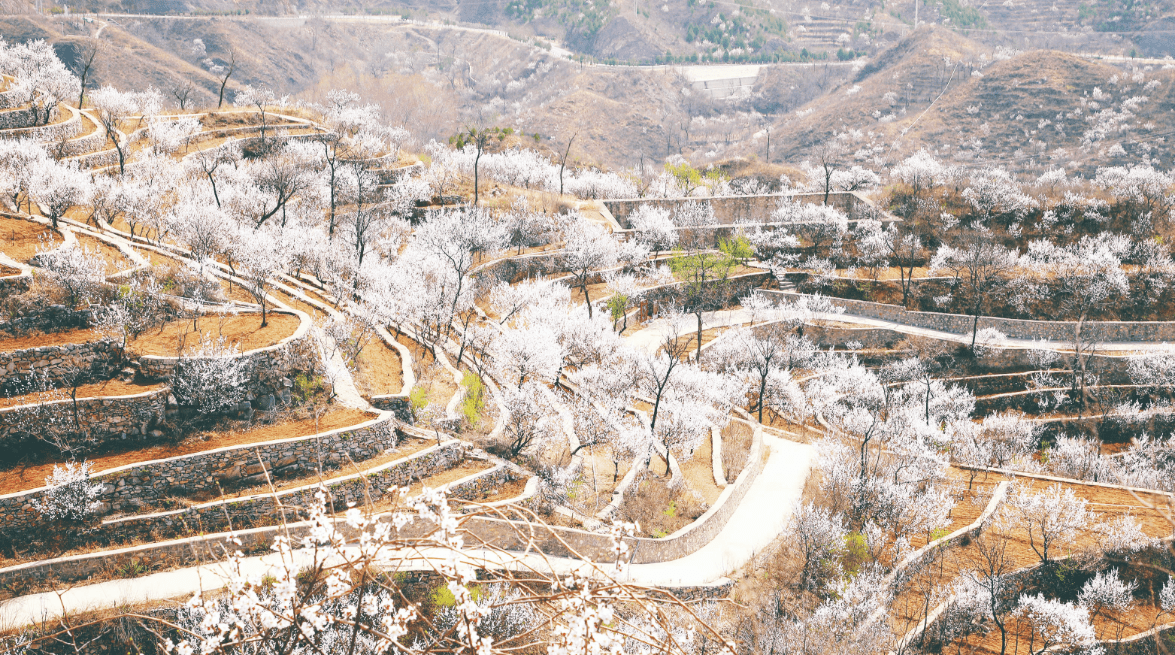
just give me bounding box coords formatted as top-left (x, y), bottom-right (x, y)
top-left (607, 294), bottom-right (629, 323)
top-left (409, 384), bottom-right (429, 421)
top-left (841, 532), bottom-right (869, 577)
top-left (461, 372), bottom-right (485, 427)
top-left (295, 373), bottom-right (325, 402)
top-left (431, 583), bottom-right (482, 609)
top-left (719, 235), bottom-right (754, 264)
top-left (116, 559), bottom-right (149, 578)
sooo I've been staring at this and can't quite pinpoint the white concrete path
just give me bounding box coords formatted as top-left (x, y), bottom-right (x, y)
top-left (0, 429), bottom-right (812, 631)
top-left (625, 308), bottom-right (758, 356)
top-left (0, 286), bottom-right (822, 630)
top-left (804, 310), bottom-right (1175, 354)
top-left (628, 305), bottom-right (1175, 356)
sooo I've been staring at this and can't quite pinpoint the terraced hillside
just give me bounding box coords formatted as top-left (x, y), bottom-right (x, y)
top-left (6, 34), bottom-right (1175, 655)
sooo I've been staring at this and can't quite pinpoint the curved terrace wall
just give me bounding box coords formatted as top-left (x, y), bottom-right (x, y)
top-left (0, 410), bottom-right (396, 533)
top-left (136, 309), bottom-right (316, 397)
top-left (96, 438), bottom-right (464, 543)
top-left (0, 106), bottom-right (77, 142)
top-left (604, 191), bottom-right (872, 227)
top-left (764, 290), bottom-right (1175, 343)
top-left (0, 427), bottom-right (764, 588)
top-left (0, 86), bottom-right (23, 110)
top-left (0, 339), bottom-right (119, 388)
top-left (0, 384), bottom-right (168, 449)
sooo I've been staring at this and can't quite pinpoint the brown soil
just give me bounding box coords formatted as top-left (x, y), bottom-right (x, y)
top-left (396, 332), bottom-right (437, 365)
top-left (721, 421), bottom-right (753, 479)
top-left (367, 459), bottom-right (497, 513)
top-left (0, 378), bottom-right (164, 410)
top-left (680, 430), bottom-right (723, 504)
top-left (355, 338), bottom-right (404, 397)
top-left (395, 334), bottom-right (459, 412)
top-left (0, 264), bottom-right (20, 276)
top-left (890, 467), bottom-right (1175, 649)
top-left (408, 460), bottom-right (496, 495)
top-left (570, 447), bottom-right (630, 513)
top-left (0, 407), bottom-right (376, 495)
top-left (218, 277), bottom-right (262, 305)
top-left (108, 215), bottom-right (157, 242)
top-left (958, 598), bottom-right (1166, 654)
top-left (0, 216), bottom-right (61, 263)
top-left (673, 326), bottom-right (727, 359)
top-left (0, 327), bottom-right (101, 353)
top-left (466, 477), bottom-right (530, 504)
top-left (128, 313), bottom-right (300, 357)
top-left (76, 233), bottom-right (130, 271)
top-left (73, 112), bottom-right (99, 139)
top-left (271, 288), bottom-right (330, 321)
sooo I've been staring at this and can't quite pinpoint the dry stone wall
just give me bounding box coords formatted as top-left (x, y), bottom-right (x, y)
top-left (0, 411), bottom-right (395, 532)
top-left (0, 86), bottom-right (23, 110)
top-left (0, 272), bottom-right (31, 296)
top-left (638, 271), bottom-right (772, 317)
top-left (0, 429), bottom-right (762, 587)
top-left (0, 104), bottom-right (45, 130)
top-left (93, 440), bottom-right (465, 544)
top-left (0, 305), bottom-right (94, 337)
top-left (51, 130), bottom-right (106, 158)
top-left (0, 385), bottom-right (167, 450)
top-left (477, 252), bottom-right (562, 285)
top-left (604, 191), bottom-right (866, 227)
top-left (0, 338), bottom-right (118, 389)
top-left (0, 108), bottom-right (76, 141)
top-left (766, 291), bottom-right (1175, 343)
top-left (374, 161), bottom-right (425, 185)
top-left (137, 311), bottom-right (316, 398)
top-left (66, 148), bottom-right (119, 169)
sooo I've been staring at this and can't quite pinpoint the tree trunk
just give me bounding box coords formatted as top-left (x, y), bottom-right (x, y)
top-left (759, 374), bottom-right (767, 422)
top-left (582, 281), bottom-right (593, 318)
top-left (473, 148), bottom-right (481, 205)
top-left (696, 311), bottom-right (704, 362)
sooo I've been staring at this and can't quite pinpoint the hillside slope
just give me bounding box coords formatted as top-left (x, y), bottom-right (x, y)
top-left (768, 27), bottom-right (1175, 174)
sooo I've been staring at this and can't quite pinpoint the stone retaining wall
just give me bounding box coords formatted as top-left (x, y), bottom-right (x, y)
top-left (0, 272), bottom-right (31, 297)
top-left (765, 290), bottom-right (1175, 343)
top-left (0, 411), bottom-right (395, 532)
top-left (0, 338), bottom-right (118, 388)
top-left (803, 324), bottom-right (907, 349)
top-left (371, 394), bottom-right (411, 421)
top-left (477, 252), bottom-right (562, 285)
top-left (137, 310), bottom-right (316, 398)
top-left (0, 305), bottom-right (94, 337)
top-left (637, 271), bottom-right (772, 318)
top-left (0, 104), bottom-right (48, 130)
top-left (93, 440), bottom-right (465, 544)
top-left (446, 462), bottom-right (525, 502)
top-left (374, 161), bottom-right (425, 185)
top-left (0, 429), bottom-right (763, 587)
top-left (604, 191), bottom-right (867, 227)
top-left (67, 148), bottom-right (119, 169)
top-left (0, 384), bottom-right (167, 451)
top-left (52, 129), bottom-right (106, 158)
top-left (0, 86), bottom-right (23, 110)
top-left (0, 108), bottom-right (76, 142)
